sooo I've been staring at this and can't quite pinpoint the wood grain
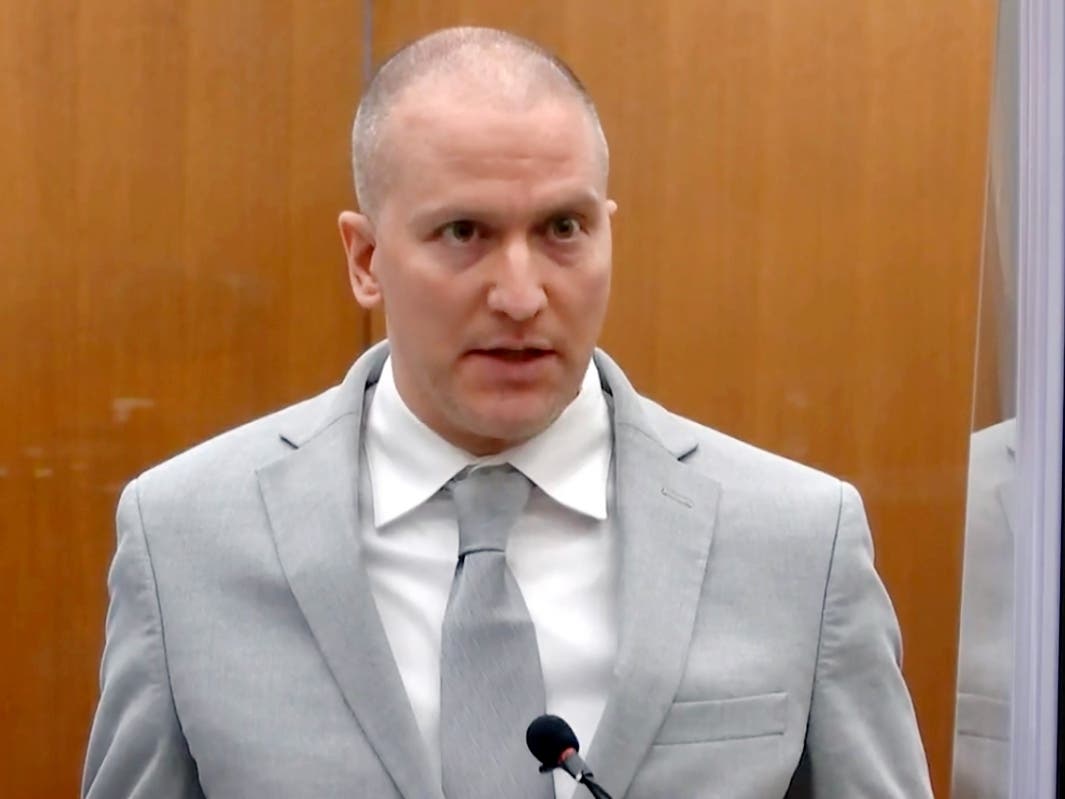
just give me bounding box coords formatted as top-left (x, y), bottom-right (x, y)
top-left (0, 2), bottom-right (365, 794)
top-left (371, 3), bottom-right (995, 795)
top-left (0, 1), bottom-right (996, 795)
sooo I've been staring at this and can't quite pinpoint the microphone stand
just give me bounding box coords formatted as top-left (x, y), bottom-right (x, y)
top-left (541, 761), bottom-right (614, 799)
top-left (576, 773), bottom-right (613, 799)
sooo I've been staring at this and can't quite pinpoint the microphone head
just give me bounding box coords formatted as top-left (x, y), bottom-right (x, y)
top-left (526, 714), bottom-right (580, 769)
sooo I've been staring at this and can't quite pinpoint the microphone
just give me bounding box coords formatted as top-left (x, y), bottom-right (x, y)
top-left (526, 715), bottom-right (614, 799)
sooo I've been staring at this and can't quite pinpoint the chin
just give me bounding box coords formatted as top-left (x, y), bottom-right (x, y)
top-left (460, 404), bottom-right (563, 451)
top-left (478, 414), bottom-right (553, 443)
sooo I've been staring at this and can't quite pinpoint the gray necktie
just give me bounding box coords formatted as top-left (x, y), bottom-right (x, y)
top-left (440, 465), bottom-right (554, 799)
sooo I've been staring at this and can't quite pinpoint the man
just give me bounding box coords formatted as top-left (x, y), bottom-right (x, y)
top-left (83, 26), bottom-right (933, 799)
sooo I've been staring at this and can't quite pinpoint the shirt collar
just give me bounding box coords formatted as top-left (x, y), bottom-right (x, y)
top-left (365, 357), bottom-right (611, 528)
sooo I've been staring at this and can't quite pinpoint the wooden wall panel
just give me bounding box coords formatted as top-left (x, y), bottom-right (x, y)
top-left (0, 2), bottom-right (366, 795)
top-left (372, 4), bottom-right (994, 796)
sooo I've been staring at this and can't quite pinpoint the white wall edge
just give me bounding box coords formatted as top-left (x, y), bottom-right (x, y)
top-left (1010, 0), bottom-right (1063, 795)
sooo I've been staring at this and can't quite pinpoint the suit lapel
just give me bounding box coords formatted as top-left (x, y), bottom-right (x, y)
top-left (256, 344), bottom-right (442, 799)
top-left (585, 352), bottom-right (721, 799)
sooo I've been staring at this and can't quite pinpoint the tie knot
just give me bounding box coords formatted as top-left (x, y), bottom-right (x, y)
top-left (448, 464), bottom-right (531, 556)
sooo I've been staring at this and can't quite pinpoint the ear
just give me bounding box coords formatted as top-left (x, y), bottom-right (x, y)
top-left (607, 199), bottom-right (618, 216)
top-left (338, 210), bottom-right (381, 309)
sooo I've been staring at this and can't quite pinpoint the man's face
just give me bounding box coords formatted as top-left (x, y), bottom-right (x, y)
top-left (341, 86), bottom-right (614, 455)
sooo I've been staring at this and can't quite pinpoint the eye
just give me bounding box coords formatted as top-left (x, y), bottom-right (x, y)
top-left (440, 220), bottom-right (479, 244)
top-left (546, 215), bottom-right (583, 241)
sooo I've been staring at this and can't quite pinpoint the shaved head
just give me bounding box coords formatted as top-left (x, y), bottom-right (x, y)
top-left (337, 26), bottom-right (617, 454)
top-left (351, 26), bottom-right (609, 218)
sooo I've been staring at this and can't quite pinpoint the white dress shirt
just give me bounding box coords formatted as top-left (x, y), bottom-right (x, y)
top-left (362, 357), bottom-right (617, 799)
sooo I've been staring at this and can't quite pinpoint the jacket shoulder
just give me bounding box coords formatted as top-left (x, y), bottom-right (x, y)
top-left (637, 395), bottom-right (844, 494)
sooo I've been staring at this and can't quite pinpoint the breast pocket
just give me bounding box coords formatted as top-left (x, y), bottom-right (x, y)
top-left (628, 692), bottom-right (794, 798)
top-left (655, 691), bottom-right (788, 745)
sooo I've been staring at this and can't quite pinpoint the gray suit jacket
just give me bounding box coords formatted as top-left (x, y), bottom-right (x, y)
top-left (951, 418), bottom-right (1016, 799)
top-left (83, 344), bottom-right (932, 798)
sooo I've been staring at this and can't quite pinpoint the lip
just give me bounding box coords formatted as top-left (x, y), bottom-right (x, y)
top-left (466, 345), bottom-right (558, 357)
top-left (463, 347), bottom-right (558, 378)
top-left (475, 338), bottom-right (554, 351)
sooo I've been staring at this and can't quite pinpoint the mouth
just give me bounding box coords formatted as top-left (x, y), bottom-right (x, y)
top-left (470, 347), bottom-right (554, 362)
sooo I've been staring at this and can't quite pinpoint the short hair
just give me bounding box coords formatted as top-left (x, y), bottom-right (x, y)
top-left (351, 26), bottom-right (610, 217)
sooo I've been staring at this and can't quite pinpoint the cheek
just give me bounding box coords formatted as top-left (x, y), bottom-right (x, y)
top-left (555, 264), bottom-right (611, 326)
top-left (380, 261), bottom-right (478, 346)
top-left (377, 248), bottom-right (440, 311)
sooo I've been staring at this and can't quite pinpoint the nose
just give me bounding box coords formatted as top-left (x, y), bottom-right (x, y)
top-left (486, 239), bottom-right (547, 321)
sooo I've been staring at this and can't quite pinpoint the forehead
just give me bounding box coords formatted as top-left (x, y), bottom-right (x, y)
top-left (381, 87), bottom-right (605, 211)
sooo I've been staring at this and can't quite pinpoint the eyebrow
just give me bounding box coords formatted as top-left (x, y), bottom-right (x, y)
top-left (409, 188), bottom-right (603, 229)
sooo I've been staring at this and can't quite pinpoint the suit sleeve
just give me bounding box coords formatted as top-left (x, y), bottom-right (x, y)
top-left (82, 480), bottom-right (205, 799)
top-left (803, 482), bottom-right (933, 798)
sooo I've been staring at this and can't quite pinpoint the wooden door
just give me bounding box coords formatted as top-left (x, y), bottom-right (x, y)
top-left (0, 2), bottom-right (367, 795)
